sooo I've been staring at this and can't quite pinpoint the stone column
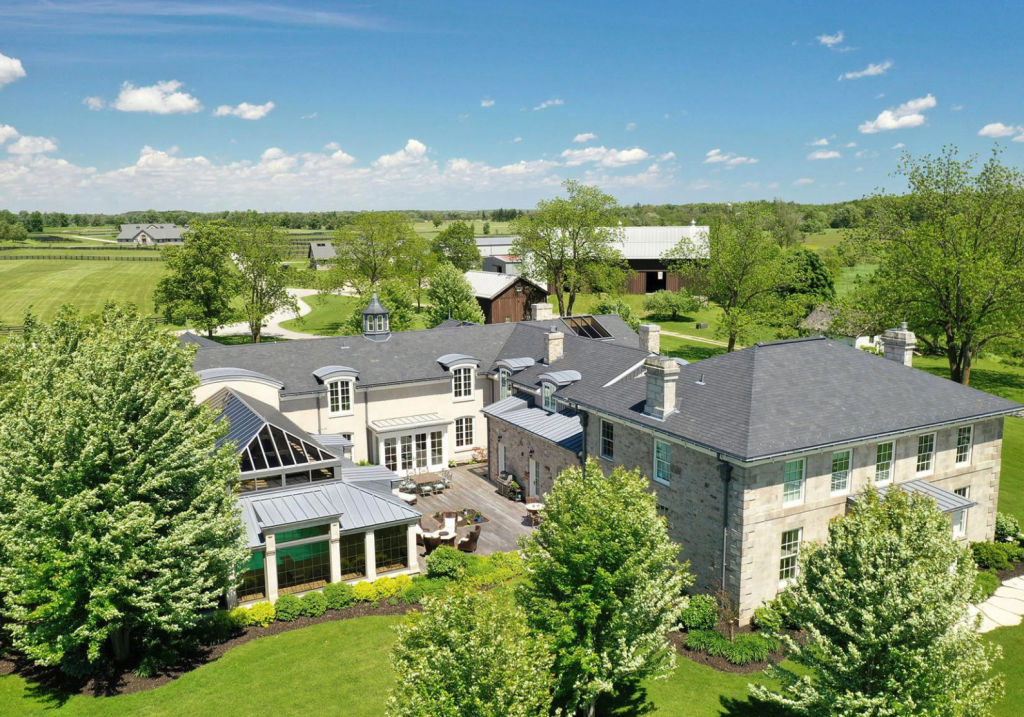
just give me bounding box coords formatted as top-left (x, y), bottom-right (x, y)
top-left (638, 324), bottom-right (661, 354)
top-left (882, 322), bottom-right (916, 367)
top-left (264, 534), bottom-right (279, 603)
top-left (364, 530), bottom-right (377, 581)
top-left (406, 523), bottom-right (419, 572)
top-left (329, 522), bottom-right (341, 583)
top-left (643, 355), bottom-right (680, 420)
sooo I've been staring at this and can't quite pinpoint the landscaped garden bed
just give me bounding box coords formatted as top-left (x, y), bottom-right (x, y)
top-left (673, 592), bottom-right (789, 674)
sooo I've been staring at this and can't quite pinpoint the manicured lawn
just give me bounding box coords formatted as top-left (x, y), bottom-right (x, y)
top-left (990, 623), bottom-right (1024, 716)
top-left (0, 259), bottom-right (166, 324)
top-left (661, 334), bottom-right (727, 363)
top-left (279, 293), bottom-right (430, 336)
top-left (802, 228), bottom-right (848, 251)
top-left (0, 248), bottom-right (162, 258)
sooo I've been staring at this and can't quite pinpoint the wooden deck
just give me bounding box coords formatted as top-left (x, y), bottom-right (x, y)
top-left (414, 465), bottom-right (533, 566)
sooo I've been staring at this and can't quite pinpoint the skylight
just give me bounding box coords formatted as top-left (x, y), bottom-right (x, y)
top-left (561, 315), bottom-right (612, 339)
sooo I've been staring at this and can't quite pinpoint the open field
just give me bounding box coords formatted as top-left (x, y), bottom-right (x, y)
top-left (802, 228), bottom-right (849, 251)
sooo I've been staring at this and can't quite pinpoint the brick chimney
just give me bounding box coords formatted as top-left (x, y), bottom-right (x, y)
top-left (545, 326), bottom-right (564, 364)
top-left (638, 324), bottom-right (660, 354)
top-left (531, 302), bottom-right (553, 321)
top-left (644, 355), bottom-right (679, 420)
top-left (882, 322), bottom-right (916, 367)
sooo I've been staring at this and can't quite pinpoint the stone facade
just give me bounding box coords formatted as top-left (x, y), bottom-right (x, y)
top-left (487, 415), bottom-right (580, 497)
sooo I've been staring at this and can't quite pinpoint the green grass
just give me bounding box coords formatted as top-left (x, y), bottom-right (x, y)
top-left (834, 262), bottom-right (877, 299)
top-left (0, 248), bottom-right (162, 258)
top-left (0, 259), bottom-right (165, 324)
top-left (661, 334), bottom-right (728, 363)
top-left (802, 228), bottom-right (848, 251)
top-left (990, 623), bottom-right (1024, 716)
top-left (279, 294), bottom-right (430, 336)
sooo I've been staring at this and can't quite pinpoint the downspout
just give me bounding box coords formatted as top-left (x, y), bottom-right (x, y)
top-left (316, 393), bottom-right (322, 434)
top-left (718, 456), bottom-right (733, 589)
top-left (577, 406), bottom-right (589, 468)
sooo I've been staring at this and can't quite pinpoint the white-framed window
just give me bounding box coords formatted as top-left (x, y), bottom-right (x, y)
top-left (783, 458), bottom-right (805, 506)
top-left (654, 439), bottom-right (671, 485)
top-left (956, 426), bottom-right (973, 465)
top-left (952, 486), bottom-right (970, 537)
top-left (600, 419), bottom-right (614, 460)
top-left (327, 379), bottom-right (353, 415)
top-left (916, 433), bottom-right (936, 474)
top-left (430, 430), bottom-right (443, 466)
top-left (830, 450), bottom-right (851, 495)
top-left (656, 502), bottom-right (671, 530)
top-left (452, 366), bottom-right (474, 400)
top-left (541, 383), bottom-right (557, 412)
top-left (875, 442), bottom-right (894, 484)
top-left (455, 417), bottom-right (473, 448)
top-left (384, 437), bottom-right (397, 472)
top-left (498, 369), bottom-right (512, 400)
top-left (779, 527), bottom-right (802, 585)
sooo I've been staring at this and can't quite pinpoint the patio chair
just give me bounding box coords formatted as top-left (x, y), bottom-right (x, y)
top-left (457, 525), bottom-right (482, 553)
top-left (441, 511), bottom-right (458, 535)
top-left (440, 469), bottom-right (454, 489)
top-left (422, 534), bottom-right (443, 556)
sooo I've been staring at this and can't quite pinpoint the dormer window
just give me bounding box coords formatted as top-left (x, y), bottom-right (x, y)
top-left (453, 366), bottom-right (474, 400)
top-left (327, 378), bottom-right (353, 415)
top-left (499, 368), bottom-right (512, 399)
top-left (541, 383), bottom-right (557, 412)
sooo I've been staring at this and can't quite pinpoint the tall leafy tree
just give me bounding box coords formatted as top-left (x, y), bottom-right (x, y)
top-left (400, 231), bottom-right (438, 309)
top-left (153, 221), bottom-right (240, 336)
top-left (0, 306), bottom-right (247, 677)
top-left (233, 223), bottom-right (297, 343)
top-left (754, 488), bottom-right (1002, 715)
top-left (344, 279), bottom-right (416, 334)
top-left (518, 462), bottom-right (692, 716)
top-left (387, 589), bottom-right (555, 717)
top-left (330, 211), bottom-right (417, 288)
top-left (431, 220), bottom-right (481, 271)
top-left (849, 148), bottom-right (1024, 384)
top-left (511, 180), bottom-right (627, 316)
top-left (667, 209), bottom-right (793, 351)
top-left (426, 262), bottom-right (485, 326)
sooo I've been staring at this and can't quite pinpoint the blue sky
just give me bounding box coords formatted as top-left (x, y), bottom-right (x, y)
top-left (1, 0), bottom-right (1022, 211)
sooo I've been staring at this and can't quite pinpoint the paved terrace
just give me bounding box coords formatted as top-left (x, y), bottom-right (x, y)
top-left (413, 465), bottom-right (533, 569)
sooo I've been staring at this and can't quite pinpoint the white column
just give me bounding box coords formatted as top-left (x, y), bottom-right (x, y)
top-left (406, 523), bottom-right (418, 572)
top-left (364, 530), bottom-right (377, 581)
top-left (264, 534), bottom-right (279, 602)
top-left (329, 522), bottom-right (341, 583)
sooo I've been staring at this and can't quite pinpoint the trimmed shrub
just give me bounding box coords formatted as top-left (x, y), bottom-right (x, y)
top-left (684, 629), bottom-right (721, 654)
top-left (972, 541), bottom-right (1017, 571)
top-left (300, 591), bottom-right (328, 618)
top-left (752, 603), bottom-right (783, 635)
top-left (974, 569), bottom-right (1001, 602)
top-left (426, 546), bottom-right (469, 580)
top-left (204, 609), bottom-right (245, 643)
top-left (274, 594), bottom-right (302, 622)
top-left (680, 594), bottom-right (718, 630)
top-left (401, 576), bottom-right (449, 604)
top-left (229, 606), bottom-right (252, 627)
top-left (247, 602), bottom-right (276, 627)
top-left (392, 574), bottom-right (413, 592)
top-left (684, 628), bottom-right (779, 666)
top-left (323, 581), bottom-right (356, 610)
top-left (373, 576), bottom-right (399, 600)
top-left (643, 290), bottom-right (700, 320)
top-left (353, 580), bottom-right (377, 603)
top-left (996, 512), bottom-right (1022, 543)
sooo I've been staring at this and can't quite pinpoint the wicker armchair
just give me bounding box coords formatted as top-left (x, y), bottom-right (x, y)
top-left (457, 525), bottom-right (482, 553)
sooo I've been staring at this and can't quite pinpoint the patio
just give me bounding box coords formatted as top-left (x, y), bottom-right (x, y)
top-left (412, 465), bottom-right (534, 568)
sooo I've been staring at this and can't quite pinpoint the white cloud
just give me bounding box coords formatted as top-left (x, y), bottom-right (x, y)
top-left (8, 135), bottom-right (57, 154)
top-left (855, 149), bottom-right (879, 159)
top-left (703, 148), bottom-right (758, 168)
top-left (1013, 135), bottom-right (1024, 143)
top-left (840, 60), bottom-right (893, 81)
top-left (572, 132), bottom-right (597, 143)
top-left (512, 136), bottom-right (523, 143)
top-left (808, 149), bottom-right (841, 160)
top-left (560, 145), bottom-right (650, 167)
top-left (301, 112), bottom-right (318, 120)
top-left (533, 98), bottom-right (564, 111)
top-left (810, 138), bottom-right (829, 146)
top-left (214, 101), bottom-right (275, 120)
top-left (324, 142), bottom-right (341, 151)
top-left (0, 52), bottom-right (26, 89)
top-left (859, 94), bottom-right (937, 133)
top-left (0, 124), bottom-right (17, 143)
top-left (83, 96), bottom-right (104, 110)
top-left (951, 104), bottom-right (964, 111)
top-left (625, 122), bottom-right (637, 131)
top-left (373, 138), bottom-right (428, 168)
top-left (794, 177), bottom-right (814, 185)
top-left (978, 122), bottom-right (1020, 138)
top-left (659, 151), bottom-right (676, 161)
top-left (689, 180), bottom-right (712, 191)
top-left (855, 167), bottom-right (864, 172)
top-left (113, 80), bottom-right (202, 114)
top-left (480, 98), bottom-right (495, 108)
top-left (891, 142), bottom-right (906, 149)
top-left (817, 31), bottom-right (844, 47)
top-left (844, 141), bottom-right (857, 148)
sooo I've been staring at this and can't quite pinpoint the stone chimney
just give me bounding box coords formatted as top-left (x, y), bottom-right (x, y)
top-left (882, 322), bottom-right (916, 367)
top-left (644, 355), bottom-right (679, 420)
top-left (545, 326), bottom-right (564, 364)
top-left (638, 324), bottom-right (661, 354)
top-left (531, 302), bottom-right (553, 321)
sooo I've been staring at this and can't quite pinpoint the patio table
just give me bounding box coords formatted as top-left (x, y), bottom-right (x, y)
top-left (525, 502), bottom-right (544, 526)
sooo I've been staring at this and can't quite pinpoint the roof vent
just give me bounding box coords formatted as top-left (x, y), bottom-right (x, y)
top-left (696, 373), bottom-right (705, 386)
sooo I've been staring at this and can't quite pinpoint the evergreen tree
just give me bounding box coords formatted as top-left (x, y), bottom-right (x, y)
top-left (0, 306), bottom-right (247, 677)
top-left (426, 262), bottom-right (485, 326)
top-left (518, 462), bottom-right (692, 716)
top-left (753, 488), bottom-right (1003, 715)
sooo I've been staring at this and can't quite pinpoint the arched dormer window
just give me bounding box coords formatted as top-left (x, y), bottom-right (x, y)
top-left (327, 378), bottom-right (354, 415)
top-left (541, 382), bottom-right (557, 412)
top-left (498, 368), bottom-right (512, 399)
top-left (453, 366), bottom-right (474, 400)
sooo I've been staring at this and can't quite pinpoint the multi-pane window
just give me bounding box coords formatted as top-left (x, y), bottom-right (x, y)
top-left (375, 525), bottom-right (408, 573)
top-left (831, 450), bottom-right (851, 494)
top-left (783, 459), bottom-right (805, 505)
top-left (499, 369), bottom-right (512, 399)
top-left (875, 442), bottom-right (894, 484)
top-left (384, 437), bottom-right (397, 472)
top-left (952, 487), bottom-right (970, 538)
top-left (600, 420), bottom-right (614, 459)
top-left (956, 426), bottom-right (973, 465)
top-left (328, 379), bottom-right (352, 414)
top-left (916, 433), bottom-right (936, 473)
top-left (455, 417), bottom-right (473, 448)
top-left (656, 503), bottom-right (671, 530)
top-left (453, 367), bottom-right (474, 399)
top-left (238, 550), bottom-right (266, 602)
top-left (430, 430), bottom-right (443, 465)
top-left (401, 435), bottom-right (413, 470)
top-left (415, 433), bottom-right (428, 468)
top-left (654, 440), bottom-right (671, 485)
top-left (277, 541), bottom-right (331, 595)
top-left (541, 383), bottom-right (556, 412)
top-left (779, 528), bottom-right (802, 584)
top-left (339, 532), bottom-right (365, 579)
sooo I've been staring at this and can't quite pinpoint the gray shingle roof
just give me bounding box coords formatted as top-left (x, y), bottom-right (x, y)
top-left (308, 241), bottom-right (336, 261)
top-left (178, 331), bottom-right (223, 349)
top-left (117, 223), bottom-right (186, 241)
top-left (563, 336), bottom-right (1022, 462)
top-left (848, 478), bottom-right (977, 514)
top-left (483, 396), bottom-right (583, 453)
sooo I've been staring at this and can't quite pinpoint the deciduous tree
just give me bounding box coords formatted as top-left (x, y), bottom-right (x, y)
top-left (431, 220), bottom-right (481, 271)
top-left (233, 223), bottom-right (297, 343)
top-left (0, 306), bottom-right (247, 677)
top-left (330, 211), bottom-right (417, 288)
top-left (426, 262), bottom-right (485, 326)
top-left (753, 488), bottom-right (1003, 716)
